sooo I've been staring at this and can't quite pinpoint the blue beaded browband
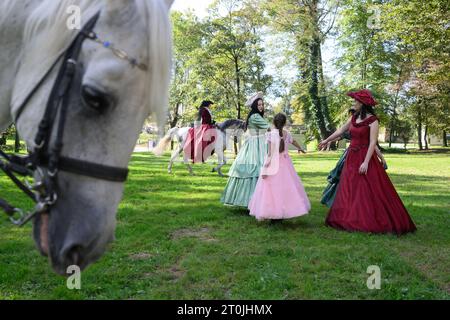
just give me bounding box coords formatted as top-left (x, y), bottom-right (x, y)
top-left (83, 31), bottom-right (148, 71)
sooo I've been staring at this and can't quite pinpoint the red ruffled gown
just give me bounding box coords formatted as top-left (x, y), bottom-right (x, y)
top-left (326, 115), bottom-right (416, 234)
top-left (184, 107), bottom-right (216, 163)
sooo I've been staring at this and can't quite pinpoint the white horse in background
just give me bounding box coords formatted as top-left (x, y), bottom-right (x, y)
top-left (153, 120), bottom-right (246, 177)
top-left (0, 0), bottom-right (174, 274)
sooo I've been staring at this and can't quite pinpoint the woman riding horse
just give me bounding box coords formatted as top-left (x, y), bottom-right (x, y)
top-left (184, 100), bottom-right (216, 163)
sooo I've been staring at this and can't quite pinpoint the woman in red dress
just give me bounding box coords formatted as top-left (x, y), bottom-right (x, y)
top-left (319, 90), bottom-right (416, 235)
top-left (184, 100), bottom-right (216, 163)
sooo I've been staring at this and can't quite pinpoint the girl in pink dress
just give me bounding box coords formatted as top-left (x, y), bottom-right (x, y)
top-left (249, 113), bottom-right (311, 221)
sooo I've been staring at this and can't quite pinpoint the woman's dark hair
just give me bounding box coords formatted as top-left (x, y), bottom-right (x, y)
top-left (245, 98), bottom-right (264, 129)
top-left (340, 109), bottom-right (356, 140)
top-left (197, 100), bottom-right (214, 120)
top-left (273, 113), bottom-right (287, 153)
top-left (355, 104), bottom-right (376, 120)
top-left (200, 100), bottom-right (214, 108)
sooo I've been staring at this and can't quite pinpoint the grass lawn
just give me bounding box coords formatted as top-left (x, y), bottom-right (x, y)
top-left (0, 150), bottom-right (449, 299)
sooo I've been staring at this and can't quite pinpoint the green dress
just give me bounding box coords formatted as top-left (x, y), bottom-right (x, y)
top-left (221, 114), bottom-right (270, 207)
top-left (320, 149), bottom-right (348, 208)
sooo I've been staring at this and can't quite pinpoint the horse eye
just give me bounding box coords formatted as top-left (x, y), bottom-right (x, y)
top-left (81, 85), bottom-right (110, 113)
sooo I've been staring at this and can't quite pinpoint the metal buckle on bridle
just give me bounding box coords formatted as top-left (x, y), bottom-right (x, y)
top-left (9, 208), bottom-right (25, 226)
top-left (7, 168), bottom-right (57, 226)
top-left (34, 140), bottom-right (44, 150)
top-left (48, 169), bottom-right (58, 178)
top-left (10, 194), bottom-right (56, 227)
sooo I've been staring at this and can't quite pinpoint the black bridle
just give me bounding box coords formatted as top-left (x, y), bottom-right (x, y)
top-left (0, 12), bottom-right (143, 226)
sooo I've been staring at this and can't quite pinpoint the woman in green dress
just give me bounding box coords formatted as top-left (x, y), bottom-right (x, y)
top-left (221, 92), bottom-right (270, 207)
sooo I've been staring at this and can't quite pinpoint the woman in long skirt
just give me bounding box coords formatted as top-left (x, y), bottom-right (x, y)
top-left (221, 92), bottom-right (270, 207)
top-left (319, 89), bottom-right (416, 234)
top-left (321, 109), bottom-right (387, 208)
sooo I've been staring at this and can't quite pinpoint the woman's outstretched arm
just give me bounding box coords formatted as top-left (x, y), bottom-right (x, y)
top-left (292, 139), bottom-right (306, 153)
top-left (318, 117), bottom-right (352, 150)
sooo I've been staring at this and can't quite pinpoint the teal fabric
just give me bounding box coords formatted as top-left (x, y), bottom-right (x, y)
top-left (320, 149), bottom-right (348, 208)
top-left (221, 114), bottom-right (270, 207)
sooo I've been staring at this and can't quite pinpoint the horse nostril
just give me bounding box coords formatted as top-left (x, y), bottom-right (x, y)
top-left (64, 245), bottom-right (83, 267)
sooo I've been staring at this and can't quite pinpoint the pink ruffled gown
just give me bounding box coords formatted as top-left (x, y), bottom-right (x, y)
top-left (248, 130), bottom-right (311, 220)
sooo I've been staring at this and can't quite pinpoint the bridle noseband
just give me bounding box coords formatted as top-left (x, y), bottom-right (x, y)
top-left (0, 11), bottom-right (145, 226)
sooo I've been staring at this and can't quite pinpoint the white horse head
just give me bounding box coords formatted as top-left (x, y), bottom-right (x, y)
top-left (0, 0), bottom-right (173, 274)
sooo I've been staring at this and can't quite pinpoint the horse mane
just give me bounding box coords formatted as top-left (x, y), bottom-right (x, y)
top-left (217, 119), bottom-right (246, 132)
top-left (10, 0), bottom-right (171, 128)
top-left (0, 2), bottom-right (16, 28)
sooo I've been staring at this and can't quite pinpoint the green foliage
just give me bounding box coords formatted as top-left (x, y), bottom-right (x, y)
top-left (379, 0), bottom-right (450, 147)
top-left (167, 0), bottom-right (448, 147)
top-left (169, 11), bottom-right (204, 127)
top-left (0, 125), bottom-right (23, 152)
top-left (0, 128), bottom-right (8, 148)
top-left (168, 0), bottom-right (273, 126)
top-left (264, 0), bottom-right (339, 140)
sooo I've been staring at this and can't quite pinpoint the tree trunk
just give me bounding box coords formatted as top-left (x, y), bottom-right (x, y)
top-left (424, 125), bottom-right (429, 150)
top-left (389, 100), bottom-right (399, 148)
top-left (0, 124), bottom-right (12, 149)
top-left (317, 45), bottom-right (336, 135)
top-left (14, 129), bottom-right (20, 153)
top-left (309, 38), bottom-right (328, 140)
top-left (169, 102), bottom-right (182, 150)
top-left (235, 60), bottom-right (241, 120)
top-left (307, 1), bottom-right (335, 148)
top-left (417, 108), bottom-right (423, 150)
top-left (234, 56), bottom-right (241, 155)
top-left (361, 47), bottom-right (367, 88)
top-left (169, 103), bottom-right (181, 129)
top-left (443, 130), bottom-right (448, 147)
top-left (390, 67), bottom-right (402, 148)
top-left (388, 123), bottom-right (393, 148)
top-left (0, 133), bottom-right (6, 149)
top-left (0, 129), bottom-right (6, 149)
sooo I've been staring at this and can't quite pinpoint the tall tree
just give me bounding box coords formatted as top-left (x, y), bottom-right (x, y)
top-left (264, 0), bottom-right (338, 142)
top-left (334, 0), bottom-right (408, 146)
top-left (381, 0), bottom-right (450, 149)
top-left (195, 0), bottom-right (271, 121)
top-left (169, 11), bottom-right (204, 128)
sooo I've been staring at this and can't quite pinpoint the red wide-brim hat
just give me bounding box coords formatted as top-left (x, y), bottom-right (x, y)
top-left (347, 89), bottom-right (378, 106)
